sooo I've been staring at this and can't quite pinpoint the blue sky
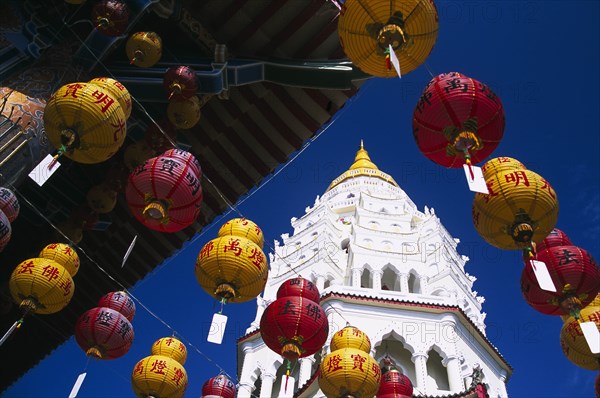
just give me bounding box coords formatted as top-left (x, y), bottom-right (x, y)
top-left (3, 1), bottom-right (599, 397)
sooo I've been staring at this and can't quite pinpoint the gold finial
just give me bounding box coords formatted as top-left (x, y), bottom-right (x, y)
top-left (350, 141), bottom-right (378, 170)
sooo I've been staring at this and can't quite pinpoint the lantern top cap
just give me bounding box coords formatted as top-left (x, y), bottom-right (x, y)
top-left (327, 141), bottom-right (399, 191)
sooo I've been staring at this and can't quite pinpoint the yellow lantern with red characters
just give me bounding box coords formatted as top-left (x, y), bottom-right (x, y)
top-left (481, 156), bottom-right (527, 180)
top-left (89, 77), bottom-right (132, 119)
top-left (217, 218), bottom-right (264, 249)
top-left (131, 355), bottom-right (188, 398)
top-left (126, 32), bottom-right (162, 68)
top-left (8, 258), bottom-right (75, 314)
top-left (560, 305), bottom-right (600, 370)
top-left (167, 96), bottom-right (201, 129)
top-left (195, 234), bottom-right (268, 303)
top-left (319, 326), bottom-right (381, 398)
top-left (151, 337), bottom-right (187, 365)
top-left (44, 82), bottom-right (126, 164)
top-left (472, 167), bottom-right (559, 251)
top-left (38, 243), bottom-right (80, 277)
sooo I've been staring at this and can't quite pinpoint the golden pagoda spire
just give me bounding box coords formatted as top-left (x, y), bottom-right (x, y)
top-left (326, 141), bottom-right (398, 191)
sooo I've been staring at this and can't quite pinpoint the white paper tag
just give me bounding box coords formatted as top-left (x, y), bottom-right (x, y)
top-left (580, 321), bottom-right (600, 354)
top-left (28, 154), bottom-right (60, 186)
top-left (68, 372), bottom-right (87, 398)
top-left (207, 313), bottom-right (227, 344)
top-left (463, 164), bottom-right (489, 194)
top-left (388, 44), bottom-right (401, 78)
top-left (121, 235), bottom-right (137, 268)
top-left (530, 260), bottom-right (556, 292)
top-left (279, 375), bottom-right (295, 397)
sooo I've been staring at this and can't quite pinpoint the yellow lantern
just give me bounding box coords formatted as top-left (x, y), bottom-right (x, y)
top-left (151, 337), bottom-right (187, 365)
top-left (38, 243), bottom-right (80, 277)
top-left (44, 82), bottom-right (126, 164)
top-left (481, 156), bottom-right (527, 180)
top-left (89, 77), bottom-right (132, 119)
top-left (195, 235), bottom-right (268, 303)
top-left (126, 32), bottom-right (162, 68)
top-left (9, 258), bottom-right (75, 315)
top-left (337, 0), bottom-right (439, 78)
top-left (87, 183), bottom-right (118, 214)
top-left (217, 218), bottom-right (264, 249)
top-left (167, 96), bottom-right (201, 129)
top-left (131, 355), bottom-right (188, 398)
top-left (560, 305), bottom-right (600, 369)
top-left (56, 219), bottom-right (84, 244)
top-left (330, 325), bottom-right (372, 352)
top-left (319, 326), bottom-right (381, 398)
top-left (472, 168), bottom-right (559, 250)
top-left (123, 141), bottom-right (155, 171)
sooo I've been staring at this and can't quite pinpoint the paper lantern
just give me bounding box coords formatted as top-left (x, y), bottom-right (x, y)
top-left (413, 72), bottom-right (505, 168)
top-left (330, 325), bottom-right (372, 352)
top-left (481, 156), bottom-right (527, 180)
top-left (319, 347), bottom-right (381, 398)
top-left (92, 0), bottom-right (129, 37)
top-left (131, 355), bottom-right (188, 398)
top-left (87, 183), bottom-right (118, 214)
top-left (472, 168), bottom-right (559, 250)
top-left (560, 305), bottom-right (600, 370)
top-left (44, 82), bottom-right (126, 164)
top-left (167, 96), bottom-right (201, 129)
top-left (126, 32), bottom-right (162, 68)
top-left (38, 243), bottom-right (80, 277)
top-left (0, 210), bottom-right (11, 252)
top-left (0, 187), bottom-right (19, 222)
top-left (89, 76), bottom-right (132, 119)
top-left (163, 66), bottom-right (198, 100)
top-left (276, 277), bottom-right (320, 303)
top-left (9, 258), bottom-right (75, 314)
top-left (338, 0), bottom-right (438, 77)
top-left (195, 235), bottom-right (268, 303)
top-left (123, 141), bottom-right (155, 170)
top-left (536, 228), bottom-right (573, 253)
top-left (377, 357), bottom-right (413, 398)
top-left (75, 306), bottom-right (134, 359)
top-left (56, 218), bottom-right (84, 244)
top-left (521, 245), bottom-right (600, 317)
top-left (217, 218), bottom-right (264, 249)
top-left (260, 279), bottom-right (328, 360)
top-left (126, 151), bottom-right (203, 232)
top-left (161, 148), bottom-right (202, 178)
top-left (151, 337), bottom-right (187, 365)
top-left (201, 375), bottom-right (236, 398)
top-left (98, 291), bottom-right (136, 321)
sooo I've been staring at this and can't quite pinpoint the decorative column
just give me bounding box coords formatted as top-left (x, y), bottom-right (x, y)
top-left (237, 348), bottom-right (256, 398)
top-left (298, 355), bottom-right (316, 386)
top-left (249, 296), bottom-right (266, 330)
top-left (237, 382), bottom-right (254, 398)
top-left (418, 275), bottom-right (429, 294)
top-left (498, 371), bottom-right (509, 397)
top-left (412, 352), bottom-right (428, 393)
top-left (259, 373), bottom-right (276, 398)
top-left (399, 273), bottom-right (409, 293)
top-left (351, 267), bottom-right (362, 287)
top-left (443, 355), bottom-right (462, 392)
top-left (372, 270), bottom-right (382, 290)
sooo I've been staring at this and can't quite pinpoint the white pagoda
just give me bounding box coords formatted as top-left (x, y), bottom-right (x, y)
top-left (236, 143), bottom-right (512, 398)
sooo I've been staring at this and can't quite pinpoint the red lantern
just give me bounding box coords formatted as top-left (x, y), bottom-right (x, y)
top-left (535, 228), bottom-right (573, 253)
top-left (521, 245), bottom-right (600, 318)
top-left (126, 150), bottom-right (203, 232)
top-left (162, 148), bottom-right (202, 179)
top-left (92, 0), bottom-right (129, 37)
top-left (0, 187), bottom-right (19, 222)
top-left (0, 210), bottom-right (12, 252)
top-left (201, 374), bottom-right (236, 398)
top-left (377, 355), bottom-right (413, 398)
top-left (276, 276), bottom-right (320, 303)
top-left (412, 72), bottom-right (505, 168)
top-left (144, 118), bottom-right (177, 153)
top-left (164, 66), bottom-right (198, 100)
top-left (260, 277), bottom-right (328, 361)
top-left (75, 306), bottom-right (134, 359)
top-left (97, 291), bottom-right (136, 321)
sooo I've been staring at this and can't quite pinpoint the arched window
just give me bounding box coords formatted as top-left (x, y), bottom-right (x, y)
top-left (373, 333), bottom-right (416, 386)
top-left (408, 272), bottom-right (421, 294)
top-left (381, 267), bottom-right (399, 291)
top-left (426, 348), bottom-right (450, 392)
top-left (361, 268), bottom-right (372, 289)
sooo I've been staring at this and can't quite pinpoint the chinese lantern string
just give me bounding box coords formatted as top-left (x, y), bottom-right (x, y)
top-left (423, 61), bottom-right (436, 78)
top-left (8, 186), bottom-right (246, 388)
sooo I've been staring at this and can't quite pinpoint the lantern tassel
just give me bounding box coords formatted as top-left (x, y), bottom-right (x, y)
top-left (284, 359), bottom-right (291, 392)
top-left (464, 152), bottom-right (475, 180)
top-left (384, 47), bottom-right (392, 70)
